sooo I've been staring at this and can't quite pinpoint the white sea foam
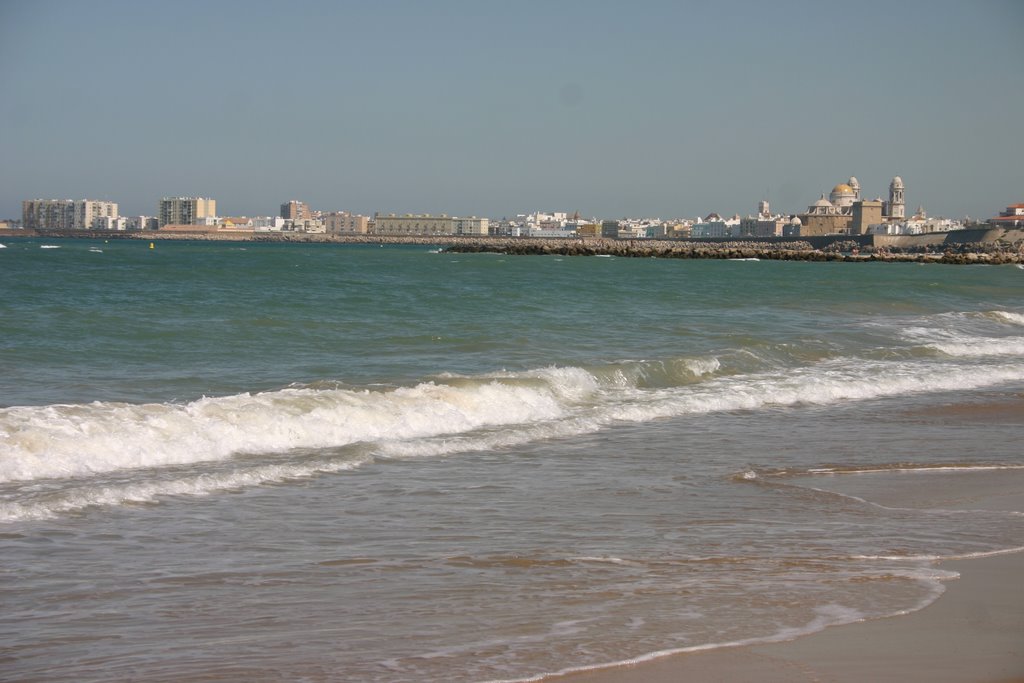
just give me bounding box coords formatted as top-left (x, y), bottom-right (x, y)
top-left (486, 603), bottom-right (873, 683)
top-left (899, 324), bottom-right (1024, 358)
top-left (39, 245), bottom-right (60, 249)
top-left (929, 336), bottom-right (1024, 358)
top-left (990, 310), bottom-right (1024, 326)
top-left (0, 379), bottom-right (569, 483)
top-left (4, 356), bottom-right (1024, 488)
top-left (0, 457), bottom-right (368, 521)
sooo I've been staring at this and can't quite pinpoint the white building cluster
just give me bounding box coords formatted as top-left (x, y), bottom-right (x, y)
top-left (867, 206), bottom-right (964, 235)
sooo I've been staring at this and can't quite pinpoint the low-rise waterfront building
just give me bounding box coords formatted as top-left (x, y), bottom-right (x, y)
top-left (253, 216), bottom-right (289, 231)
top-left (738, 202), bottom-right (788, 238)
top-left (324, 212), bottom-right (370, 235)
top-left (532, 226), bottom-right (578, 238)
top-left (690, 213), bottom-right (739, 238)
top-left (454, 216), bottom-right (489, 236)
top-left (868, 211), bottom-right (964, 235)
top-left (91, 216), bottom-right (129, 230)
top-left (600, 220), bottom-right (621, 239)
top-left (372, 214), bottom-right (488, 237)
top-left (219, 217), bottom-right (255, 230)
top-left (126, 216), bottom-right (158, 231)
top-left (575, 223), bottom-right (602, 238)
top-left (159, 224), bottom-right (220, 233)
top-left (989, 203), bottom-right (1024, 228)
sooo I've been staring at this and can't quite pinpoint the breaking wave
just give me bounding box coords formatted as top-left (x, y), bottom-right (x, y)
top-left (3, 306), bottom-right (1023, 520)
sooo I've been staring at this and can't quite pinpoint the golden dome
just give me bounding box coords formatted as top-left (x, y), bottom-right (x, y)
top-left (831, 183), bottom-right (854, 194)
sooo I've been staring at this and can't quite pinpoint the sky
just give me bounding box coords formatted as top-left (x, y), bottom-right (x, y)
top-left (1, 0), bottom-right (1022, 221)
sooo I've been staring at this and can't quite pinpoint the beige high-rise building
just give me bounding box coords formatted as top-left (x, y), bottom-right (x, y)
top-left (281, 200), bottom-right (312, 221)
top-left (78, 200), bottom-right (119, 229)
top-left (158, 197), bottom-right (217, 227)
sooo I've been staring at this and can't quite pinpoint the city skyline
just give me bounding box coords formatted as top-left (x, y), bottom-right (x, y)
top-left (1, 1), bottom-right (1022, 222)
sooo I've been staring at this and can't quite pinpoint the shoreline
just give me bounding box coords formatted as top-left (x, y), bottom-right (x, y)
top-left (2, 230), bottom-right (1023, 264)
top-left (548, 484), bottom-right (1024, 683)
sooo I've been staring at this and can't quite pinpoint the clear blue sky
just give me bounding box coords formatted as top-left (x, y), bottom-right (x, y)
top-left (1, 0), bottom-right (1021, 221)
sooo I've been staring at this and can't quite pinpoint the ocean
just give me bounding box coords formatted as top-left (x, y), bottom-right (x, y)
top-left (2, 237), bottom-right (1023, 682)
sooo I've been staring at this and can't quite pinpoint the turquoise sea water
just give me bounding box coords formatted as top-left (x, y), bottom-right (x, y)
top-left (1, 238), bottom-right (1023, 681)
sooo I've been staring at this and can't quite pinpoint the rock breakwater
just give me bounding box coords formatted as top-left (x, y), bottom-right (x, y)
top-left (444, 238), bottom-right (1024, 265)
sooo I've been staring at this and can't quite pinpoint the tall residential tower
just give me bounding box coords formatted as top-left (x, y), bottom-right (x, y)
top-left (158, 197), bottom-right (217, 227)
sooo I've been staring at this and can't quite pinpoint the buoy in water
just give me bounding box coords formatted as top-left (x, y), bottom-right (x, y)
top-left (149, 242), bottom-right (154, 249)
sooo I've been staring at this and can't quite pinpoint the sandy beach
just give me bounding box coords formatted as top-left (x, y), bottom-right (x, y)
top-left (554, 487), bottom-right (1024, 683)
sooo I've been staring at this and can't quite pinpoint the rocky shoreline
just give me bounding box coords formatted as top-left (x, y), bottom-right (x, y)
top-left (443, 237), bottom-right (1024, 265)
top-left (4, 230), bottom-right (1023, 264)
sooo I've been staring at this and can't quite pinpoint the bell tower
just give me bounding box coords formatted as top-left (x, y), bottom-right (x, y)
top-left (848, 176), bottom-right (861, 200)
top-left (889, 176), bottom-right (905, 219)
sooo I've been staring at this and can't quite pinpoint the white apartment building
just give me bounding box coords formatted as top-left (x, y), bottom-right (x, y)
top-left (253, 216), bottom-right (289, 231)
top-left (126, 216), bottom-right (158, 231)
top-left (23, 199), bottom-right (118, 230)
top-left (91, 216), bottom-right (129, 230)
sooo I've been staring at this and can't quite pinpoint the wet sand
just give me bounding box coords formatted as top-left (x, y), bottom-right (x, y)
top-left (553, 489), bottom-right (1024, 683)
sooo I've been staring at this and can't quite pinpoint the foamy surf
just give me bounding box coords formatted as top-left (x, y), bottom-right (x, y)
top-left (3, 353), bottom-right (1023, 493)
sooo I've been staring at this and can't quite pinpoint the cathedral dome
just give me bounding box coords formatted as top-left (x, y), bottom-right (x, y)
top-left (832, 183), bottom-right (854, 195)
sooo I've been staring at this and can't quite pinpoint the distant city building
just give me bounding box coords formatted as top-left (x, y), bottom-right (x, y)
top-left (989, 203), bottom-right (1024, 228)
top-left (888, 176), bottom-right (906, 220)
top-left (454, 216), bottom-right (489, 236)
top-left (158, 197), bottom-right (216, 227)
top-left (576, 223), bottom-right (602, 238)
top-left (280, 200), bottom-right (311, 221)
top-left (324, 212), bottom-right (369, 235)
top-left (126, 216), bottom-right (158, 231)
top-left (22, 199), bottom-right (118, 230)
top-left (849, 200), bottom-right (884, 235)
top-left (219, 217), bottom-right (255, 230)
top-left (738, 215), bottom-right (786, 238)
top-left (283, 217), bottom-right (326, 233)
top-left (372, 214), bottom-right (488, 237)
top-left (600, 220), bottom-right (621, 239)
top-left (91, 216), bottom-right (129, 230)
top-left (739, 200), bottom-right (786, 237)
top-left (690, 213), bottom-right (739, 238)
top-left (798, 176), bottom-right (904, 236)
top-left (253, 216), bottom-right (289, 231)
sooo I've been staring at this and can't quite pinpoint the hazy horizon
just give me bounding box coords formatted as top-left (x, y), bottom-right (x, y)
top-left (2, 0), bottom-right (1022, 221)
